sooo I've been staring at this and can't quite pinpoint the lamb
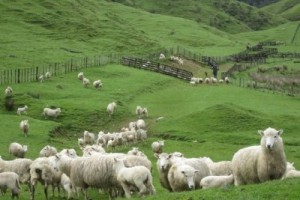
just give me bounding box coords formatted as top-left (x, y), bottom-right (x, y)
top-left (82, 77), bottom-right (90, 87)
top-left (77, 72), bottom-right (84, 80)
top-left (5, 86), bottom-right (13, 96)
top-left (113, 157), bottom-right (156, 198)
top-left (232, 127), bottom-right (286, 186)
top-left (167, 163), bottom-right (199, 192)
top-left (200, 174), bottom-right (234, 189)
top-left (127, 147), bottom-right (144, 157)
top-left (151, 140), bottom-right (164, 154)
top-left (39, 145), bottom-right (58, 157)
top-left (17, 105), bottom-right (28, 115)
top-left (60, 173), bottom-right (76, 200)
top-left (93, 80), bottom-right (103, 90)
top-left (81, 144), bottom-right (105, 157)
top-left (43, 107), bottom-right (61, 119)
top-left (77, 138), bottom-right (84, 147)
top-left (9, 142), bottom-right (28, 158)
top-left (20, 120), bottom-right (29, 137)
top-left (282, 162), bottom-right (300, 179)
top-left (107, 102), bottom-right (117, 118)
top-left (201, 157), bottom-right (232, 176)
top-left (0, 172), bottom-right (21, 200)
top-left (136, 106), bottom-right (148, 118)
top-left (83, 130), bottom-right (96, 145)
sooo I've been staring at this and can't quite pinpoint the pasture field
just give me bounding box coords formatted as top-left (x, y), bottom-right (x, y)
top-left (1, 64), bottom-right (300, 200)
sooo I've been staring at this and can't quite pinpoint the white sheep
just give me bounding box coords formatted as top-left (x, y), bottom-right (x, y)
top-left (225, 76), bottom-right (230, 84)
top-left (159, 53), bottom-right (166, 60)
top-left (136, 119), bottom-right (146, 129)
top-left (113, 157), bottom-right (156, 198)
top-left (77, 72), bottom-right (84, 80)
top-left (38, 74), bottom-right (44, 82)
top-left (17, 105), bottom-right (28, 115)
top-left (81, 144), bottom-right (105, 157)
top-left (93, 80), bottom-right (103, 90)
top-left (43, 107), bottom-right (61, 119)
top-left (107, 102), bottom-right (117, 118)
top-left (168, 163), bottom-right (199, 192)
top-left (0, 172), bottom-right (21, 200)
top-left (83, 130), bottom-right (96, 145)
top-left (282, 162), bottom-right (300, 179)
top-left (9, 142), bottom-right (28, 158)
top-left (200, 174), bottom-right (234, 189)
top-left (20, 119), bottom-right (29, 137)
top-left (136, 106), bottom-right (148, 118)
top-left (232, 127), bottom-right (286, 186)
top-left (39, 145), bottom-right (58, 157)
top-left (60, 173), bottom-right (76, 200)
top-left (82, 77), bottom-right (90, 87)
top-left (5, 86), bottom-right (13, 96)
top-left (78, 137), bottom-right (84, 147)
top-left (151, 140), bottom-right (164, 154)
top-left (201, 157), bottom-right (232, 176)
top-left (45, 71), bottom-right (51, 79)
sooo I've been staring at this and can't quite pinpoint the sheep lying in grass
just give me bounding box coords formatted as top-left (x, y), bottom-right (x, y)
top-left (5, 86), bottom-right (13, 96)
top-left (114, 157), bottom-right (156, 198)
top-left (282, 162), bottom-right (300, 179)
top-left (201, 157), bottom-right (233, 176)
top-left (39, 145), bottom-right (58, 157)
top-left (43, 107), bottom-right (61, 119)
top-left (232, 127), bottom-right (286, 186)
top-left (17, 105), bottom-right (28, 115)
top-left (20, 120), bottom-right (29, 137)
top-left (107, 102), bottom-right (117, 118)
top-left (151, 140), bottom-right (164, 154)
top-left (200, 174), bottom-right (234, 189)
top-left (9, 142), bottom-right (28, 158)
top-left (0, 172), bottom-right (21, 200)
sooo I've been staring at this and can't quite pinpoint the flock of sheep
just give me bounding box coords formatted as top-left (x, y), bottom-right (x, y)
top-left (1, 69), bottom-right (300, 200)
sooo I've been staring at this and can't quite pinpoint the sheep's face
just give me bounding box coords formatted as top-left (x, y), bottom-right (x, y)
top-left (181, 169), bottom-right (197, 190)
top-left (258, 127), bottom-right (283, 150)
top-left (157, 154), bottom-right (170, 171)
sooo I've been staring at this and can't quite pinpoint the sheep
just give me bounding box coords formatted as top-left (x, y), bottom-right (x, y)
top-left (77, 138), bottom-right (84, 147)
top-left (17, 105), bottom-right (28, 115)
top-left (151, 140), bottom-right (164, 154)
top-left (167, 163), bottom-right (199, 192)
top-left (159, 53), bottom-right (166, 60)
top-left (93, 79), bottom-right (103, 90)
top-left (77, 72), bottom-right (84, 80)
top-left (232, 127), bottom-right (286, 186)
top-left (136, 106), bottom-right (148, 118)
top-left (0, 172), bottom-right (21, 200)
top-left (43, 107), bottom-right (61, 119)
top-left (200, 174), bottom-right (234, 189)
top-left (201, 157), bottom-right (233, 176)
top-left (59, 149), bottom-right (78, 159)
top-left (136, 129), bottom-right (147, 142)
top-left (9, 143), bottom-right (28, 158)
top-left (45, 71), bottom-right (51, 79)
top-left (5, 86), bottom-right (13, 96)
top-left (107, 102), bottom-right (117, 118)
top-left (19, 120), bottom-right (29, 137)
top-left (282, 162), bottom-right (300, 179)
top-left (83, 130), bottom-right (96, 145)
top-left (60, 173), bottom-right (76, 200)
top-left (127, 147), bottom-right (143, 156)
top-left (39, 145), bottom-right (58, 157)
top-left (81, 144), bottom-right (105, 157)
top-left (136, 119), bottom-right (146, 129)
top-left (82, 77), bottom-right (90, 87)
top-left (113, 157), bottom-right (156, 198)
top-left (225, 76), bottom-right (230, 84)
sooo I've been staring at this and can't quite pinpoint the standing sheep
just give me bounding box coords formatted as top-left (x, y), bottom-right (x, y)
top-left (232, 127), bottom-right (286, 186)
top-left (107, 102), bottom-right (117, 118)
top-left (136, 119), bottom-right (146, 129)
top-left (5, 86), bottom-right (13, 96)
top-left (43, 107), bottom-right (61, 119)
top-left (136, 106), bottom-right (148, 118)
top-left (20, 120), bottom-right (29, 137)
top-left (77, 72), bottom-right (84, 80)
top-left (0, 172), bottom-right (21, 200)
top-left (9, 143), bottom-right (28, 158)
top-left (82, 77), bottom-right (90, 87)
top-left (151, 140), bottom-right (164, 154)
top-left (93, 80), bottom-right (103, 90)
top-left (17, 105), bottom-right (28, 115)
top-left (39, 145), bottom-right (58, 157)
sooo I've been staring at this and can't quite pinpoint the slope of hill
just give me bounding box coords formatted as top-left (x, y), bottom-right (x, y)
top-left (107, 0), bottom-right (287, 33)
top-left (238, 0), bottom-right (279, 7)
top-left (0, 0), bottom-right (242, 69)
top-left (261, 0), bottom-right (300, 21)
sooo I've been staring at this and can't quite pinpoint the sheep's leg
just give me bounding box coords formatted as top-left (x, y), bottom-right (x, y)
top-left (120, 182), bottom-right (131, 199)
top-left (30, 185), bottom-right (35, 200)
top-left (136, 183), bottom-right (147, 197)
top-left (44, 183), bottom-right (49, 200)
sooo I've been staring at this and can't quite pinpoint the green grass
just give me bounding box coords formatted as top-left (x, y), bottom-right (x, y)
top-left (1, 64), bottom-right (300, 199)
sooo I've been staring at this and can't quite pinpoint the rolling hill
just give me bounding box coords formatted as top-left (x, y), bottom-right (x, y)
top-left (261, 0), bottom-right (300, 21)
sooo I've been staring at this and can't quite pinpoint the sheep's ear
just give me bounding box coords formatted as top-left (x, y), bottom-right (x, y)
top-left (277, 129), bottom-right (283, 136)
top-left (258, 130), bottom-right (264, 136)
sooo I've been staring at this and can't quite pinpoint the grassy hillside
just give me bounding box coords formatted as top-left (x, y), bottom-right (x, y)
top-left (0, 0), bottom-right (243, 69)
top-left (1, 64), bottom-right (300, 199)
top-left (261, 0), bottom-right (300, 21)
top-left (108, 0), bottom-right (287, 33)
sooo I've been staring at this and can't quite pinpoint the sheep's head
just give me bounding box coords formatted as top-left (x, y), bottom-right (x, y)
top-left (258, 127), bottom-right (283, 150)
top-left (180, 167), bottom-right (198, 190)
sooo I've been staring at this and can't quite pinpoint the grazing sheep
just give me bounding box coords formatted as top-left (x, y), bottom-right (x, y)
top-left (45, 71), bottom-right (51, 79)
top-left (77, 72), bottom-right (84, 80)
top-left (17, 105), bottom-right (28, 115)
top-left (151, 140), bottom-right (164, 154)
top-left (282, 162), bottom-right (300, 179)
top-left (19, 120), bottom-right (29, 137)
top-left (200, 174), bottom-right (234, 189)
top-left (107, 102), bottom-right (117, 118)
top-left (232, 127), bottom-right (286, 186)
top-left (43, 107), bottom-right (61, 119)
top-left (0, 172), bottom-right (21, 200)
top-left (39, 145), bottom-right (58, 157)
top-left (9, 143), bottom-right (28, 158)
top-left (113, 157), bottom-right (155, 198)
top-left (5, 86), bottom-right (13, 96)
top-left (136, 119), bottom-right (146, 129)
top-left (136, 106), bottom-right (148, 118)
top-left (82, 77), bottom-right (90, 87)
top-left (93, 80), bottom-right (103, 90)
top-left (168, 163), bottom-right (199, 192)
